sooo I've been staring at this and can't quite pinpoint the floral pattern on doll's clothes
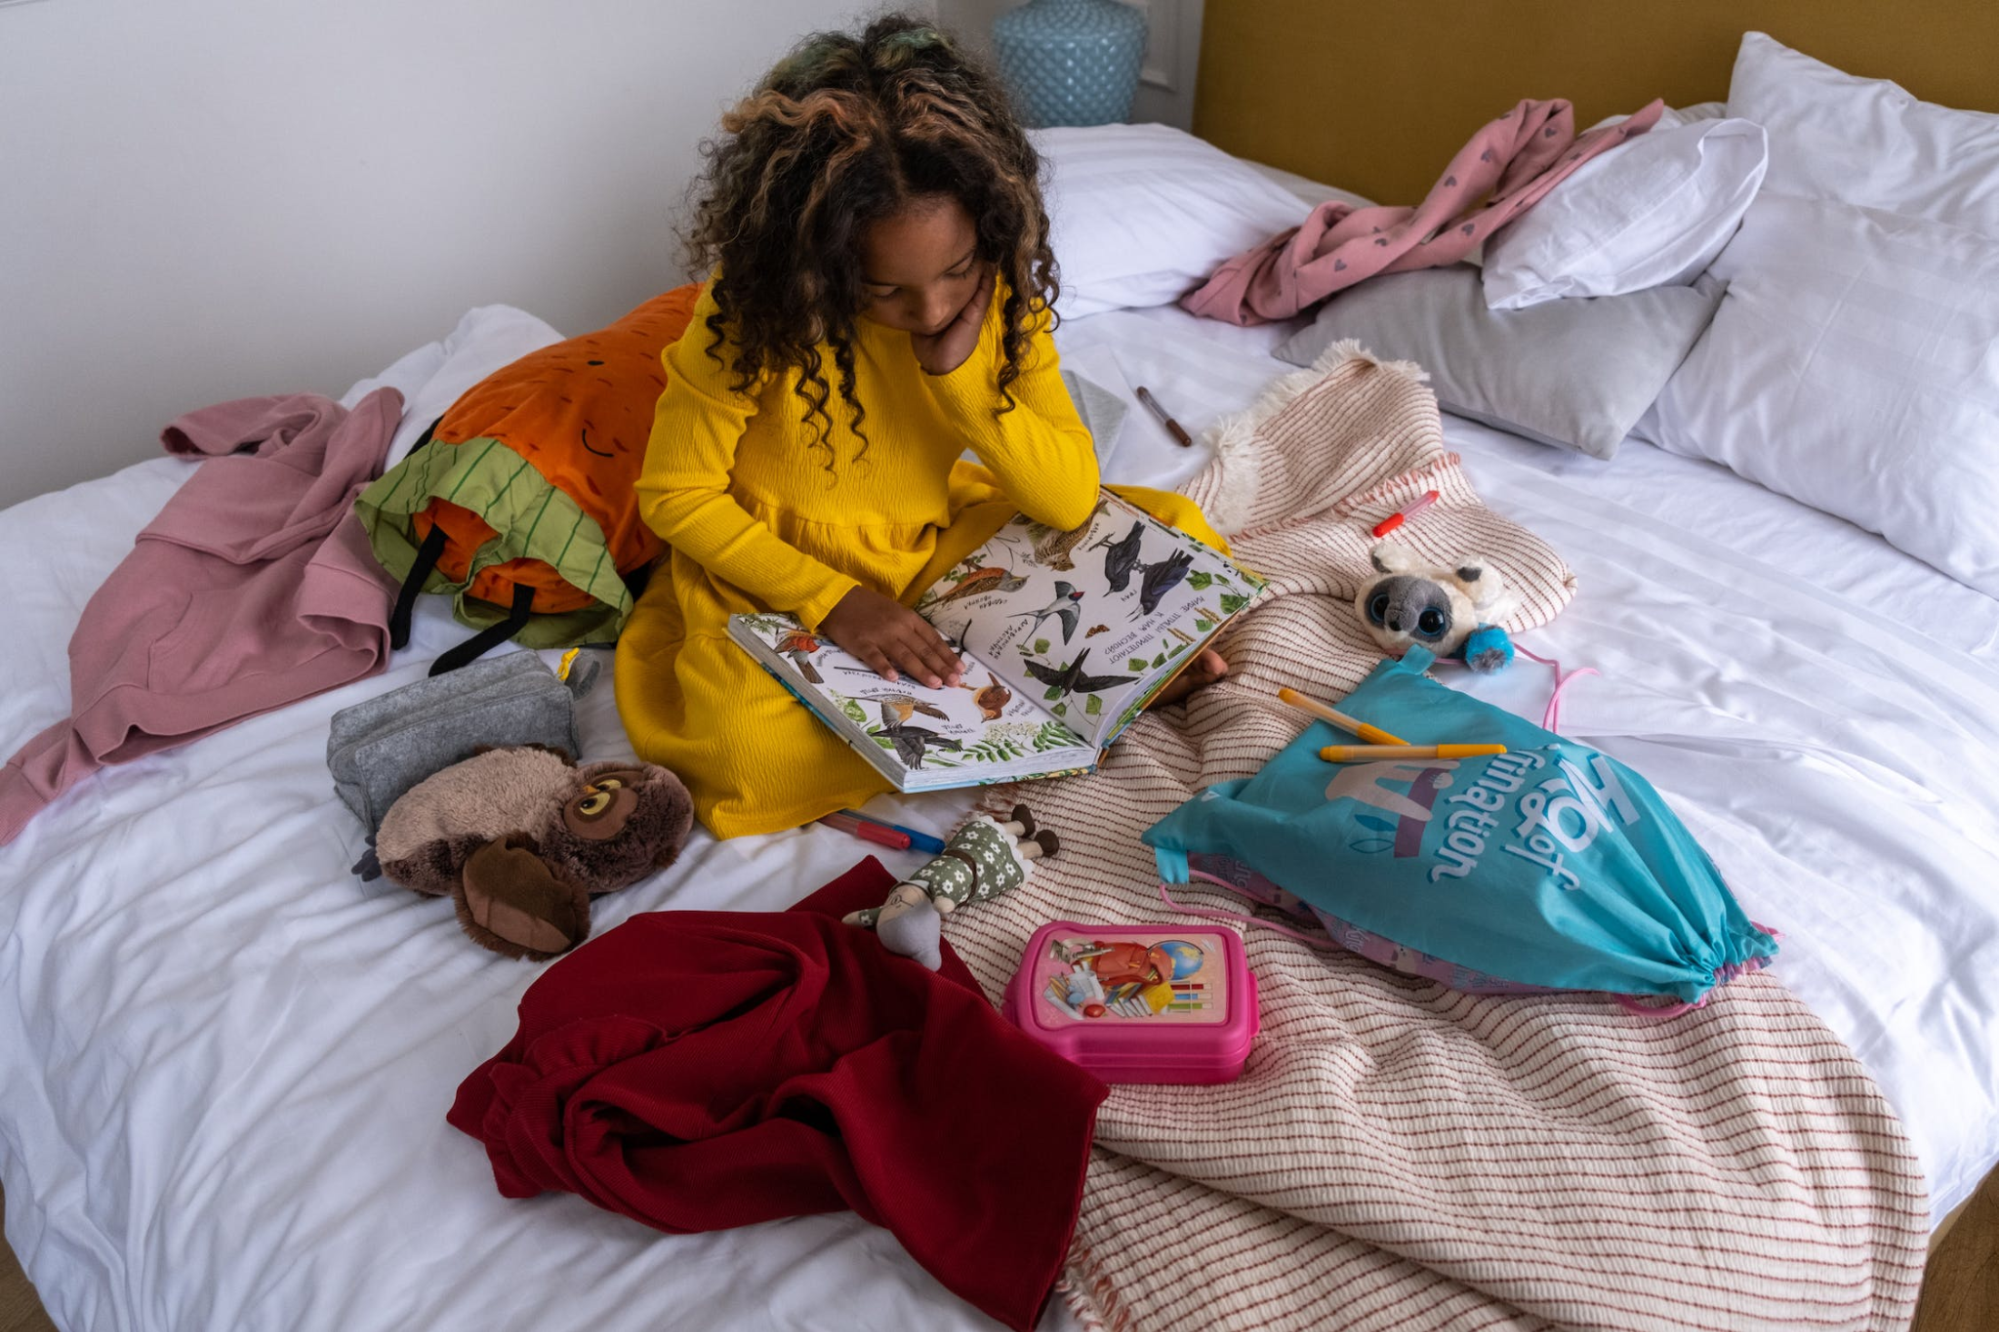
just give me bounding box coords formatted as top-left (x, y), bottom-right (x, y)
top-left (906, 815), bottom-right (1032, 908)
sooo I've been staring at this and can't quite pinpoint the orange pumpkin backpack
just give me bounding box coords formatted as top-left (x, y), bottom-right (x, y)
top-left (354, 285), bottom-right (698, 674)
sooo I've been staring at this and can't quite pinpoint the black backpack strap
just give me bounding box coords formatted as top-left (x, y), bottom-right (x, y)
top-left (385, 418), bottom-right (446, 651)
top-left (389, 523), bottom-right (447, 651)
top-left (428, 582), bottom-right (536, 677)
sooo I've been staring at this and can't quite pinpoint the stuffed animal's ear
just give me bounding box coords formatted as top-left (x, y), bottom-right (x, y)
top-left (647, 769), bottom-right (695, 866)
top-left (1453, 557), bottom-right (1513, 616)
top-left (1370, 541), bottom-right (1419, 575)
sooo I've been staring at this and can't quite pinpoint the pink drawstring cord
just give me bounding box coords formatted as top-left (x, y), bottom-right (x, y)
top-left (1158, 883), bottom-right (1785, 1021)
top-left (1615, 994), bottom-right (1703, 1019)
top-left (1510, 644), bottom-right (1599, 733)
top-left (1433, 640), bottom-right (1597, 733)
top-left (1158, 882), bottom-right (1345, 951)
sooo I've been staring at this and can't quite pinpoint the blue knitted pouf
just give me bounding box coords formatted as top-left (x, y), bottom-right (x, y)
top-left (992, 0), bottom-right (1147, 129)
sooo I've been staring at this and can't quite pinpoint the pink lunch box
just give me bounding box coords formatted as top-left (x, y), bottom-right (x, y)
top-left (1001, 921), bottom-right (1258, 1084)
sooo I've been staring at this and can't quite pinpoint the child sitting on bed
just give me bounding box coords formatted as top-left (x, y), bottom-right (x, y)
top-left (614, 13), bottom-right (1229, 839)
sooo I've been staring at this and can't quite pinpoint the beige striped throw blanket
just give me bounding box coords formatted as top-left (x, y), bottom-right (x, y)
top-left (942, 342), bottom-right (1929, 1330)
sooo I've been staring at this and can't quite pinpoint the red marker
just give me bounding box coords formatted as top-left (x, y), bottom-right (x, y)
top-left (1371, 490), bottom-right (1439, 538)
top-left (818, 811), bottom-right (911, 850)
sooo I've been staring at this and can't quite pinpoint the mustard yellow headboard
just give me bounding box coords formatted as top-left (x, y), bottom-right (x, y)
top-left (1194, 0), bottom-right (1999, 203)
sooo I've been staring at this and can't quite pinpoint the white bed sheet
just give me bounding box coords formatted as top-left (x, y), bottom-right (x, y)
top-left (4, 292), bottom-right (1997, 1331)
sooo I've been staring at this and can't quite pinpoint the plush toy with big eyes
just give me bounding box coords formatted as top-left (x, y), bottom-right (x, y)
top-left (1355, 540), bottom-right (1517, 673)
top-left (363, 746), bottom-right (692, 961)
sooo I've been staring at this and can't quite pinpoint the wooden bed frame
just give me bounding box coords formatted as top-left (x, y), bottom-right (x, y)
top-left (1193, 0), bottom-right (1999, 204)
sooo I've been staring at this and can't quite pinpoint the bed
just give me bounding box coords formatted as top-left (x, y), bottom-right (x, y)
top-left (3, 278), bottom-right (1995, 1329)
top-left (8, 26), bottom-right (1999, 1333)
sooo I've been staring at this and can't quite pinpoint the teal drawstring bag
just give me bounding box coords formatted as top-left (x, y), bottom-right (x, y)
top-left (1143, 647), bottom-right (1777, 1011)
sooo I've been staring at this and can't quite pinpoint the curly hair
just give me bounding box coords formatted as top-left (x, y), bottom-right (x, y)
top-left (683, 14), bottom-right (1058, 476)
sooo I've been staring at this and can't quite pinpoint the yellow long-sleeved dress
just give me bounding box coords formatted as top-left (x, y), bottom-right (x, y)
top-left (615, 282), bottom-right (1223, 838)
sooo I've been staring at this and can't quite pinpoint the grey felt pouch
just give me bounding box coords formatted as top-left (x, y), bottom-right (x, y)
top-left (328, 649), bottom-right (597, 835)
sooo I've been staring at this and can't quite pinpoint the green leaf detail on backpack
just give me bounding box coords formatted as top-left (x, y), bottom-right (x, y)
top-left (354, 435), bottom-right (628, 647)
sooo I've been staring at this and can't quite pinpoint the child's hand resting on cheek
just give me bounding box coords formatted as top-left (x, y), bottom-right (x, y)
top-left (821, 586), bottom-right (966, 689)
top-left (910, 267), bottom-right (995, 378)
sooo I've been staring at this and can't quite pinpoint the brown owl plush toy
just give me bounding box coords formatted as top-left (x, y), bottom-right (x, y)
top-left (363, 746), bottom-right (693, 961)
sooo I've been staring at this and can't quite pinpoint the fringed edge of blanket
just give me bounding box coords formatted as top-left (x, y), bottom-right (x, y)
top-left (1060, 1251), bottom-right (1119, 1333)
top-left (1198, 338), bottom-right (1429, 536)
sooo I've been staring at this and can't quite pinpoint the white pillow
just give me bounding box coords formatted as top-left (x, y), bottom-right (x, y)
top-left (1646, 192), bottom-right (1999, 595)
top-left (1585, 102), bottom-right (1724, 133)
top-left (1479, 118), bottom-right (1768, 309)
top-left (338, 305), bottom-right (562, 469)
top-left (1668, 101), bottom-right (1726, 125)
top-left (1728, 31), bottom-right (1999, 231)
top-left (1033, 123), bottom-right (1311, 318)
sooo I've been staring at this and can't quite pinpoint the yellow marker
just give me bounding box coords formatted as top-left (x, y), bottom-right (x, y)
top-left (1276, 686), bottom-right (1409, 746)
top-left (1319, 743), bottom-right (1508, 762)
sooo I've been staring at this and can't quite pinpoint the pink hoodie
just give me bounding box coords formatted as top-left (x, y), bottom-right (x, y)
top-left (0, 390), bottom-right (401, 845)
top-left (1182, 98), bottom-right (1667, 325)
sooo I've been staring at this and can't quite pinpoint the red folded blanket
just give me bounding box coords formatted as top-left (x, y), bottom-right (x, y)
top-left (448, 857), bottom-right (1107, 1330)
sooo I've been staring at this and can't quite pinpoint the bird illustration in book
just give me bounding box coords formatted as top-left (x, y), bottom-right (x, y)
top-left (931, 560), bottom-right (1028, 606)
top-left (1030, 498), bottom-right (1110, 571)
top-left (872, 700), bottom-right (964, 768)
top-left (774, 628), bottom-right (823, 683)
top-left (1021, 648), bottom-right (1138, 700)
top-left (1012, 581), bottom-right (1086, 643)
top-left (961, 672), bottom-right (1013, 720)
top-left (879, 693), bottom-right (950, 724)
top-left (1091, 520), bottom-right (1145, 593)
top-left (1133, 548), bottom-right (1195, 617)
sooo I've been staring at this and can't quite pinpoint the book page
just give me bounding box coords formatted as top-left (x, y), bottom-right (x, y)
top-left (913, 492), bottom-right (1262, 744)
top-left (729, 612), bottom-right (1094, 789)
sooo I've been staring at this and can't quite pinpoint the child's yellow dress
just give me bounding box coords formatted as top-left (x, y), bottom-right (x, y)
top-left (616, 282), bottom-right (1223, 838)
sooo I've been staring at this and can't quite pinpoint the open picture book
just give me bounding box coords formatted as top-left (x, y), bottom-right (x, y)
top-left (728, 490), bottom-right (1265, 791)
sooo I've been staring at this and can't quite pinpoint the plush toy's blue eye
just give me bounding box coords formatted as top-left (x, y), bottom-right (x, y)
top-left (1417, 608), bottom-right (1447, 637)
top-left (1367, 593), bottom-right (1389, 625)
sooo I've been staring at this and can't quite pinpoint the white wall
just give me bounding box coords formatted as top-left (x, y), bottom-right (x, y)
top-left (936, 0), bottom-right (1203, 129)
top-left (0, 0), bottom-right (903, 508)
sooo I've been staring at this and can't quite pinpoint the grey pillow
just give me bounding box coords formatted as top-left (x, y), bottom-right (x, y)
top-left (1273, 266), bottom-right (1722, 459)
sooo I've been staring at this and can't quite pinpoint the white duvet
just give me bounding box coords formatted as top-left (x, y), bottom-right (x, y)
top-left (2, 293), bottom-right (1996, 1330)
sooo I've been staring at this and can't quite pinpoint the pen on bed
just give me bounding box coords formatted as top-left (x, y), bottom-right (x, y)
top-left (1276, 687), bottom-right (1410, 746)
top-left (1320, 743), bottom-right (1508, 762)
top-left (818, 811), bottom-right (911, 850)
top-left (1372, 490), bottom-right (1439, 538)
top-left (838, 809), bottom-right (947, 855)
top-left (1135, 385), bottom-right (1194, 448)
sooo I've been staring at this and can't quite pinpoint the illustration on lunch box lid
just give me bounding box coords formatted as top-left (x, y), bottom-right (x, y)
top-left (1003, 922), bottom-right (1258, 1084)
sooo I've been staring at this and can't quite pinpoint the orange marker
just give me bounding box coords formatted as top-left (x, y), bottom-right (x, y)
top-left (1277, 687), bottom-right (1409, 746)
top-left (1319, 743), bottom-right (1507, 762)
top-left (1372, 490), bottom-right (1438, 538)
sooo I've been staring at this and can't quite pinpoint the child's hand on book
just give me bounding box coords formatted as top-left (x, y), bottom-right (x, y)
top-left (822, 587), bottom-right (965, 689)
top-left (911, 266), bottom-right (994, 378)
